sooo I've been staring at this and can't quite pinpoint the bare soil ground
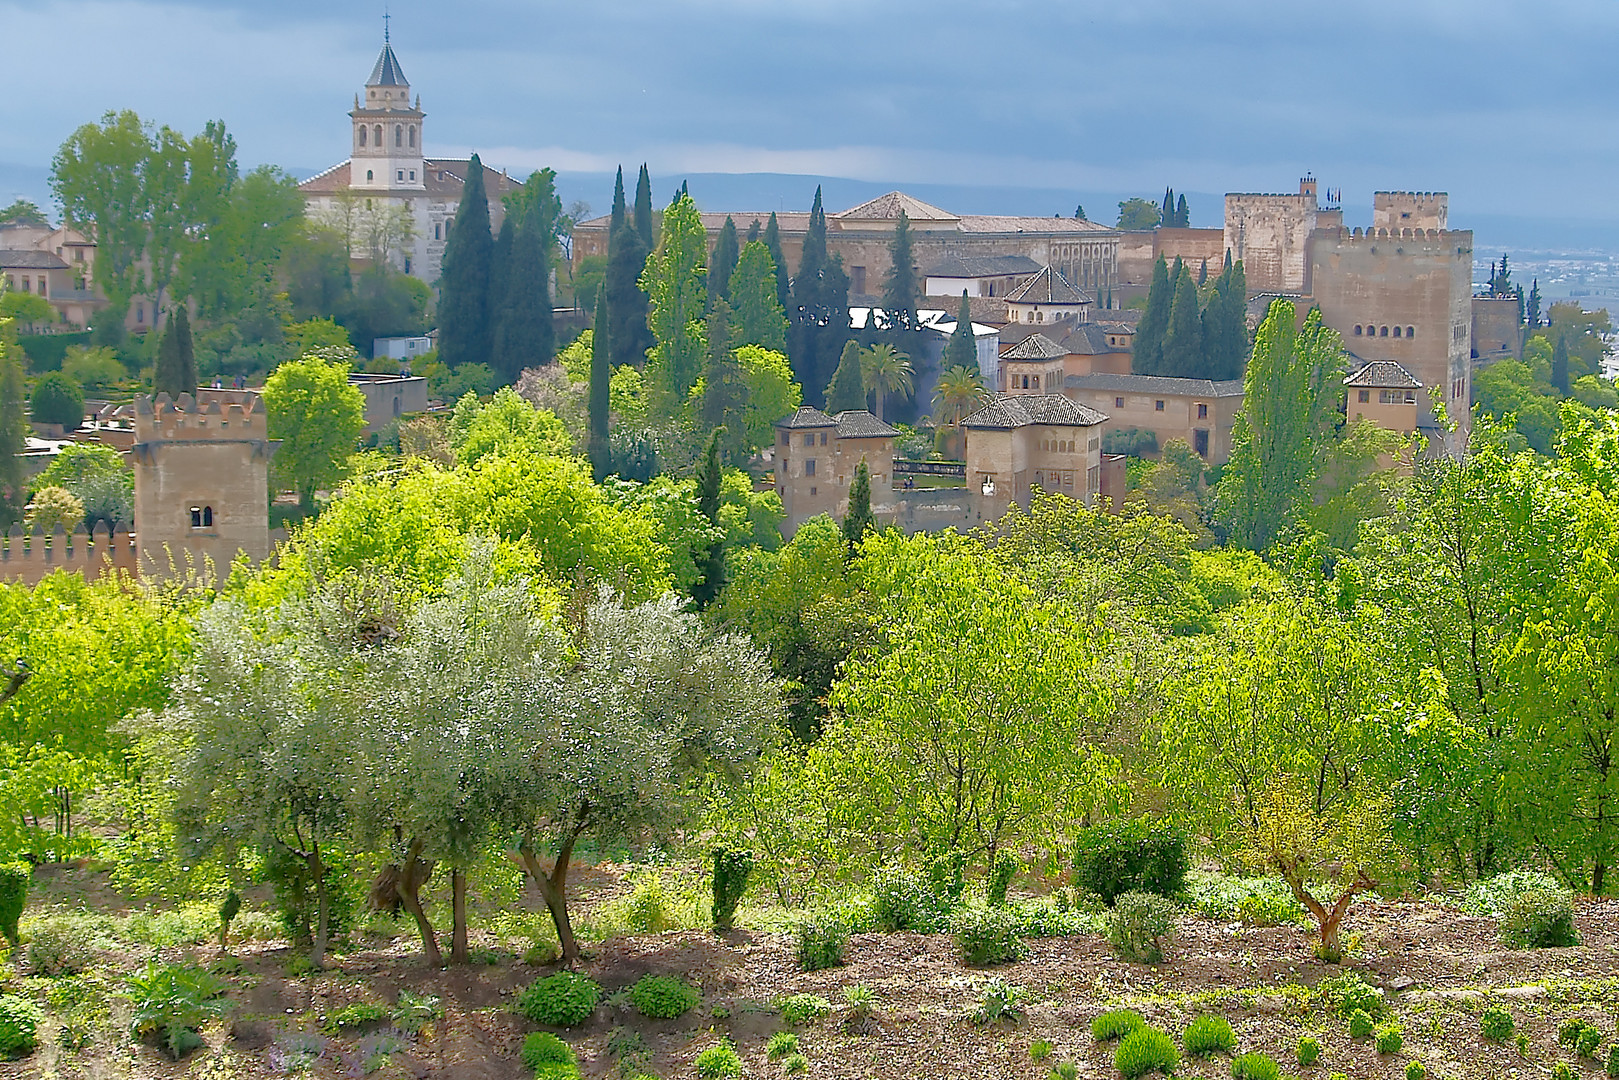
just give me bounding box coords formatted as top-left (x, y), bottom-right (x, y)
top-left (6, 867), bottom-right (1618, 1080)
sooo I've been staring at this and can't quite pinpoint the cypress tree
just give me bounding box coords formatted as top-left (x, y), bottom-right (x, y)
top-left (709, 216), bottom-right (739, 305)
top-left (943, 292), bottom-right (977, 372)
top-left (728, 241), bottom-right (789, 352)
top-left (1175, 193), bottom-right (1189, 227)
top-left (490, 215), bottom-right (514, 335)
top-left (692, 429), bottom-right (727, 610)
top-left (155, 306), bottom-right (197, 398)
top-left (1161, 188), bottom-right (1174, 227)
top-left (1160, 261), bottom-right (1203, 377)
top-left (790, 188), bottom-right (831, 400)
top-left (700, 299), bottom-right (747, 454)
top-left (599, 167), bottom-right (627, 367)
top-left (842, 459), bottom-right (873, 552)
top-left (1551, 333), bottom-right (1570, 394)
top-left (605, 217), bottom-right (652, 368)
top-left (1527, 278), bottom-right (1541, 328)
top-left (0, 328), bottom-right (25, 529)
top-left (589, 286), bottom-right (610, 481)
top-left (1198, 258), bottom-right (1208, 285)
top-left (610, 166), bottom-right (627, 234)
top-left (492, 199), bottom-right (555, 382)
top-left (745, 219), bottom-right (761, 244)
top-left (633, 164), bottom-right (654, 249)
top-left (437, 153), bottom-right (494, 370)
top-left (880, 209), bottom-right (918, 334)
top-left (1133, 256), bottom-right (1172, 375)
top-left (763, 212), bottom-right (790, 311)
top-left (824, 340), bottom-right (866, 413)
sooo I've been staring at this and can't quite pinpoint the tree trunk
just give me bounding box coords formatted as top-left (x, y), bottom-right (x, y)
top-left (376, 839), bottom-right (442, 967)
top-left (1594, 859), bottom-right (1606, 897)
top-left (309, 848), bottom-right (329, 969)
top-left (519, 830), bottom-right (583, 965)
top-left (450, 868), bottom-right (468, 965)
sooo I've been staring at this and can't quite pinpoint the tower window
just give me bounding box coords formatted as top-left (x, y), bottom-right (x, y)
top-left (397, 170), bottom-right (404, 181)
top-left (374, 124), bottom-right (382, 145)
top-left (366, 170), bottom-right (374, 181)
top-left (409, 126), bottom-right (416, 148)
top-left (359, 126), bottom-right (367, 147)
top-left (1380, 325), bottom-right (1389, 337)
top-left (1155, 400), bottom-right (1165, 411)
top-left (1406, 326), bottom-right (1415, 338)
top-left (1354, 324), bottom-right (1362, 335)
top-left (434, 223), bottom-right (441, 240)
top-left (1393, 325), bottom-right (1401, 338)
top-left (189, 506), bottom-right (214, 528)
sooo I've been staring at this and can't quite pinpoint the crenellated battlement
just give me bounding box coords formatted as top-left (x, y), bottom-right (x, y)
top-left (1318, 226), bottom-right (1473, 254)
top-left (132, 392), bottom-right (266, 442)
top-left (1373, 191), bottom-right (1448, 230)
top-left (0, 523), bottom-right (138, 586)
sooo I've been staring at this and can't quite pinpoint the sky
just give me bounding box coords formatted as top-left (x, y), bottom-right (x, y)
top-left (3, 0), bottom-right (1617, 247)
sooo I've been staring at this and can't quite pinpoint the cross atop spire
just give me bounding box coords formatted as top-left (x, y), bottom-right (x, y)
top-left (384, 5), bottom-right (390, 43)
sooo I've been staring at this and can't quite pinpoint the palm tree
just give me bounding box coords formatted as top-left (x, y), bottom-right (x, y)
top-left (860, 343), bottom-right (913, 422)
top-left (933, 363), bottom-right (989, 427)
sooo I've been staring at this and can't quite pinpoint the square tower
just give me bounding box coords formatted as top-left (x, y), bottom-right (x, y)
top-left (349, 38), bottom-right (426, 192)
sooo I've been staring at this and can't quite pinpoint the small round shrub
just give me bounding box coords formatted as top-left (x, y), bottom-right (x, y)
top-left (1604, 1044), bottom-right (1619, 1078)
top-left (695, 1038), bottom-right (742, 1079)
top-left (779, 994), bottom-right (833, 1024)
top-left (1576, 1025), bottom-right (1603, 1060)
top-left (1053, 1065), bottom-right (1080, 1080)
top-left (970, 979), bottom-right (1027, 1025)
top-left (1405, 1062), bottom-right (1426, 1080)
top-left (1375, 1024), bottom-right (1404, 1055)
top-left (795, 916), bottom-right (848, 972)
top-left (766, 1031), bottom-right (799, 1060)
top-left (953, 905), bottom-right (1024, 966)
top-left (1116, 1026), bottom-right (1179, 1079)
top-left (516, 972), bottom-right (601, 1028)
top-left (1552, 1064), bottom-right (1574, 1080)
top-left (1030, 1038), bottom-right (1055, 1062)
top-left (870, 865), bottom-right (947, 933)
top-left (782, 1053), bottom-right (808, 1075)
top-left (1072, 816), bottom-right (1188, 904)
top-left (1500, 889), bottom-right (1579, 949)
top-left (1319, 972), bottom-right (1386, 1018)
top-left (1348, 1009), bottom-right (1375, 1038)
top-left (1107, 891), bottom-right (1175, 964)
top-left (1296, 1036), bottom-right (1321, 1067)
top-left (1093, 1009), bottom-right (1147, 1042)
top-left (1231, 1052), bottom-right (1281, 1080)
top-left (31, 372), bottom-right (85, 430)
top-left (0, 864), bottom-right (28, 945)
top-left (1559, 1018), bottom-right (1590, 1047)
top-left (27, 918), bottom-right (94, 976)
top-left (521, 1031), bottom-right (574, 1069)
top-left (1184, 1015), bottom-right (1237, 1057)
top-left (0, 995), bottom-right (40, 1058)
top-left (629, 975), bottom-right (700, 1019)
top-left (1481, 1006), bottom-right (1514, 1042)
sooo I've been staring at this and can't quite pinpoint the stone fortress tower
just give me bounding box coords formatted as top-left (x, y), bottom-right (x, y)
top-left (131, 393), bottom-right (273, 575)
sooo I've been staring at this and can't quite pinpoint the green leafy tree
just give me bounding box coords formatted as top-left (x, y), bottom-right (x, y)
top-left (861, 343), bottom-right (913, 423)
top-left (262, 354), bottom-right (366, 512)
top-left (733, 345), bottom-right (800, 455)
top-left (0, 293), bottom-right (53, 334)
top-left (1216, 302), bottom-right (1345, 551)
top-left (879, 210), bottom-right (918, 334)
top-left (51, 111), bottom-right (152, 342)
top-left (448, 386), bottom-right (572, 466)
top-left (640, 192), bottom-right (709, 410)
top-left (0, 326), bottom-right (24, 528)
top-left (1133, 257), bottom-right (1171, 374)
top-left (824, 341), bottom-right (866, 414)
top-left (842, 460), bottom-right (873, 550)
top-left (153, 306), bottom-right (197, 400)
top-left (1474, 359), bottom-right (1561, 453)
top-left (1116, 198), bottom-right (1161, 231)
top-left (1159, 260), bottom-right (1202, 377)
top-left (728, 241), bottom-right (789, 352)
top-left (762, 212), bottom-right (791, 312)
top-left (30, 372), bottom-right (84, 430)
top-left (436, 153), bottom-right (494, 370)
top-left (0, 200), bottom-right (45, 225)
top-left (699, 300), bottom-right (747, 456)
top-left (709, 216), bottom-right (740, 304)
top-left (943, 293), bottom-right (977, 374)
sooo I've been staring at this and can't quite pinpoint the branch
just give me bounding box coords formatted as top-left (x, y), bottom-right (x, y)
top-left (0, 660), bottom-right (31, 709)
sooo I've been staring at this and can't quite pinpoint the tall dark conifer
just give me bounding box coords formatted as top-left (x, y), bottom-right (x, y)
top-left (842, 460), bottom-right (873, 552)
top-left (790, 188), bottom-right (830, 399)
top-left (1161, 188), bottom-right (1174, 227)
top-left (745, 219), bottom-right (761, 244)
top-left (709, 216), bottom-right (740, 305)
top-left (824, 340), bottom-right (866, 413)
top-left (606, 219), bottom-right (652, 368)
top-left (589, 286), bottom-right (610, 481)
top-left (1551, 333), bottom-right (1570, 394)
top-left (1160, 262), bottom-right (1202, 377)
top-left (489, 215), bottom-right (514, 334)
top-left (437, 153), bottom-right (494, 370)
top-left (633, 165), bottom-right (654, 249)
top-left (492, 199), bottom-right (555, 381)
top-left (1133, 256), bottom-right (1171, 375)
top-left (691, 429), bottom-right (727, 610)
top-left (943, 292), bottom-right (977, 372)
top-left (701, 300), bottom-right (747, 457)
top-left (1175, 193), bottom-right (1189, 227)
top-left (1527, 279), bottom-right (1541, 328)
top-left (880, 209), bottom-right (918, 335)
top-left (763, 212), bottom-right (789, 310)
top-left (154, 306), bottom-right (197, 398)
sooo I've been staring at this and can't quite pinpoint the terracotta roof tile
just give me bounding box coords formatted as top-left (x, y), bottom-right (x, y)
top-left (963, 392), bottom-right (1108, 429)
top-left (1344, 360), bottom-right (1423, 388)
top-left (1006, 266), bottom-right (1093, 306)
top-left (1065, 373), bottom-right (1246, 397)
top-left (776, 405), bottom-right (838, 429)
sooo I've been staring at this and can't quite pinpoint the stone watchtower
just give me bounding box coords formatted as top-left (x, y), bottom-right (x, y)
top-left (348, 31), bottom-right (426, 193)
top-left (131, 393), bottom-right (273, 575)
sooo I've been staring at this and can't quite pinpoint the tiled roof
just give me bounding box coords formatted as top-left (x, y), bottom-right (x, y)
top-left (368, 43), bottom-right (409, 87)
top-left (923, 253), bottom-right (1041, 278)
top-left (298, 159), bottom-right (523, 200)
top-left (1002, 333), bottom-right (1067, 361)
top-left (0, 250), bottom-right (68, 270)
top-left (832, 191), bottom-right (957, 222)
top-left (1006, 266), bottom-right (1093, 306)
top-left (964, 393), bottom-right (1108, 429)
top-left (834, 410), bottom-right (899, 438)
top-left (956, 215), bottom-right (1115, 235)
top-left (926, 294), bottom-right (1011, 327)
top-left (1344, 360), bottom-right (1423, 388)
top-left (776, 405), bottom-right (838, 429)
top-left (1050, 323), bottom-right (1121, 356)
top-left (1065, 373), bottom-right (1246, 397)
top-left (1095, 308), bottom-right (1143, 328)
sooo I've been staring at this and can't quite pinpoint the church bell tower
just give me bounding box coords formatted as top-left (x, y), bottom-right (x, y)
top-left (349, 23), bottom-right (425, 192)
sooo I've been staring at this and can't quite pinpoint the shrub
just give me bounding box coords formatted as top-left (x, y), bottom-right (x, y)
top-left (127, 963), bottom-right (228, 1060)
top-left (1296, 1036), bottom-right (1321, 1066)
top-left (953, 905), bottom-right (1024, 966)
top-left (1107, 891), bottom-right (1176, 963)
top-left (1405, 1062), bottom-right (1426, 1080)
top-left (779, 994), bottom-right (833, 1024)
top-left (31, 372), bottom-right (85, 429)
top-left (323, 1001), bottom-right (389, 1033)
top-left (1480, 1006), bottom-right (1514, 1042)
top-left (766, 1031), bottom-right (799, 1060)
top-left (1606, 1044), bottom-right (1619, 1078)
top-left (1318, 972), bottom-right (1385, 1019)
top-left (1237, 892), bottom-right (1305, 927)
top-left (1093, 1009), bottom-right (1147, 1042)
top-left (1553, 1064), bottom-right (1575, 1080)
top-left (1231, 1052), bottom-right (1281, 1080)
top-left (843, 983), bottom-right (876, 1021)
top-left (1184, 871), bottom-right (1301, 925)
top-left (1031, 1038), bottom-right (1055, 1061)
top-left (711, 848), bottom-right (753, 933)
top-left (521, 1031), bottom-right (575, 1071)
top-left (795, 916), bottom-right (848, 972)
top-left (1559, 1019), bottom-right (1588, 1047)
top-left (0, 864), bottom-right (27, 945)
top-left (516, 972), bottom-right (601, 1028)
top-left (1116, 1026), bottom-right (1180, 1079)
top-left (27, 917), bottom-right (94, 976)
top-left (1052, 1065), bottom-right (1079, 1080)
top-left (871, 865), bottom-right (948, 933)
top-left (1460, 869), bottom-right (1568, 916)
top-left (629, 975), bottom-right (699, 1020)
top-left (1575, 1023), bottom-right (1603, 1060)
top-left (0, 995), bottom-right (40, 1059)
top-left (1348, 1009), bottom-right (1375, 1038)
top-left (928, 850), bottom-right (968, 903)
top-left (1073, 818), bottom-right (1188, 904)
top-left (783, 1053), bottom-right (808, 1074)
top-left (1499, 889), bottom-right (1579, 949)
top-left (1375, 1024), bottom-right (1404, 1054)
top-left (595, 870), bottom-right (701, 935)
top-left (988, 850), bottom-right (1020, 907)
top-left (970, 979), bottom-right (1027, 1025)
top-left (695, 1038), bottom-right (742, 1079)
top-left (1184, 1015), bottom-right (1237, 1057)
top-left (391, 990), bottom-right (443, 1034)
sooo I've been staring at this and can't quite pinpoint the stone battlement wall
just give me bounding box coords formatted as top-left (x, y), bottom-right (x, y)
top-left (133, 392), bottom-right (266, 443)
top-left (0, 524), bottom-right (138, 587)
top-left (1372, 192), bottom-right (1448, 231)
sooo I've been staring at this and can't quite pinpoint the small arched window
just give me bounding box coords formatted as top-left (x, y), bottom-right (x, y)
top-left (1354, 325), bottom-right (1362, 336)
top-left (189, 506), bottom-right (214, 528)
top-left (359, 126), bottom-right (367, 147)
top-left (374, 125), bottom-right (382, 145)
top-left (395, 125), bottom-right (403, 148)
top-left (1393, 325), bottom-right (1401, 338)
top-left (409, 126), bottom-right (416, 148)
top-left (1380, 325), bottom-right (1389, 337)
top-left (366, 170), bottom-right (374, 181)
top-left (1406, 326), bottom-right (1415, 338)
